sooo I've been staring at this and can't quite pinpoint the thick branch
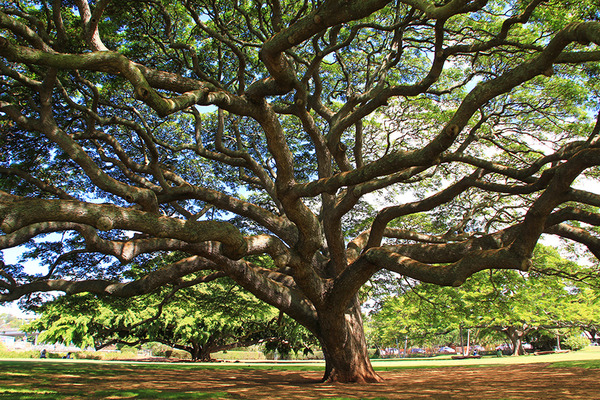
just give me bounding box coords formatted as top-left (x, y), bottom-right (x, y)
top-left (0, 255), bottom-right (214, 301)
top-left (0, 36), bottom-right (252, 117)
top-left (0, 195), bottom-right (247, 259)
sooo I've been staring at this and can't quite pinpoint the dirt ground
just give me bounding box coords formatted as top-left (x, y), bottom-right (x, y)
top-left (44, 363), bottom-right (600, 399)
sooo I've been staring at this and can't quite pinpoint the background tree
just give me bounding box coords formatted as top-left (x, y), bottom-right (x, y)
top-left (368, 245), bottom-right (600, 355)
top-left (0, 312), bottom-right (26, 330)
top-left (25, 253), bottom-right (315, 361)
top-left (1, 0), bottom-right (600, 383)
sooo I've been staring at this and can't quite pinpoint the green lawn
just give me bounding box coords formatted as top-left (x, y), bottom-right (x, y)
top-left (0, 347), bottom-right (599, 399)
top-left (3, 346), bottom-right (600, 371)
top-left (371, 345), bottom-right (600, 370)
top-left (0, 361), bottom-right (229, 399)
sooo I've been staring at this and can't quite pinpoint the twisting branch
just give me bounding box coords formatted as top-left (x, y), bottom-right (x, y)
top-left (0, 194), bottom-right (247, 259)
top-left (74, 0), bottom-right (110, 51)
top-left (0, 255), bottom-right (216, 301)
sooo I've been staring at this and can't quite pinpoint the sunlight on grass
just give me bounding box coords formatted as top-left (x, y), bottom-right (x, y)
top-left (0, 395), bottom-right (62, 400)
top-left (2, 347), bottom-right (600, 373)
top-left (548, 359), bottom-right (600, 369)
top-left (0, 348), bottom-right (599, 400)
top-left (0, 386), bottom-right (61, 399)
top-left (0, 387), bottom-right (56, 394)
top-left (370, 346), bottom-right (600, 370)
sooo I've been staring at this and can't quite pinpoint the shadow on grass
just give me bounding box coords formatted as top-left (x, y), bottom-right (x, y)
top-left (0, 362), bottom-right (231, 399)
top-left (318, 398), bottom-right (390, 400)
top-left (92, 389), bottom-right (228, 399)
top-left (2, 357), bottom-right (600, 400)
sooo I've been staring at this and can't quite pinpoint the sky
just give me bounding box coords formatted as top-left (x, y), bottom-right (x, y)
top-left (1, 246), bottom-right (41, 316)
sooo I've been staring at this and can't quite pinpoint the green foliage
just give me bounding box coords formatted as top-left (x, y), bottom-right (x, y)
top-left (27, 253), bottom-right (316, 360)
top-left (0, 342), bottom-right (38, 359)
top-left (0, 313), bottom-right (27, 330)
top-left (563, 335), bottom-right (591, 351)
top-left (261, 314), bottom-right (317, 359)
top-left (368, 245), bottom-right (600, 350)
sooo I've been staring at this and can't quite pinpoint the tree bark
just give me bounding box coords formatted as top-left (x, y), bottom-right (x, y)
top-left (505, 326), bottom-right (526, 356)
top-left (196, 347), bottom-right (213, 362)
top-left (185, 343), bottom-right (212, 362)
top-left (317, 299), bottom-right (382, 383)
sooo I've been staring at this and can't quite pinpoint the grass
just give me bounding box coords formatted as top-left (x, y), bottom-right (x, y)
top-left (91, 389), bottom-right (227, 399)
top-left (0, 347), bottom-right (598, 399)
top-left (0, 361), bottom-right (242, 399)
top-left (2, 346), bottom-right (600, 373)
top-left (3, 346), bottom-right (600, 371)
top-left (548, 359), bottom-right (600, 369)
top-left (0, 387), bottom-right (224, 400)
top-left (370, 345), bottom-right (600, 370)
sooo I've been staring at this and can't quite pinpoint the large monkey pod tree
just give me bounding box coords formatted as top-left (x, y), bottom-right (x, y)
top-left (1, 0), bottom-right (600, 383)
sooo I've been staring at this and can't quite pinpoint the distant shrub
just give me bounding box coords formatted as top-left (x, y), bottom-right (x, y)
top-left (117, 345), bottom-right (139, 355)
top-left (0, 347), bottom-right (39, 358)
top-left (0, 343), bottom-right (39, 358)
top-left (212, 350), bottom-right (266, 360)
top-left (564, 335), bottom-right (590, 351)
top-left (75, 351), bottom-right (103, 360)
top-left (160, 349), bottom-right (191, 359)
top-left (76, 350), bottom-right (141, 360)
top-left (148, 343), bottom-right (171, 357)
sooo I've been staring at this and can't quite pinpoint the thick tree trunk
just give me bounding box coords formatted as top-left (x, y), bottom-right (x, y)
top-left (197, 347), bottom-right (213, 362)
top-left (505, 327), bottom-right (525, 356)
top-left (317, 300), bottom-right (382, 383)
top-left (187, 342), bottom-right (212, 361)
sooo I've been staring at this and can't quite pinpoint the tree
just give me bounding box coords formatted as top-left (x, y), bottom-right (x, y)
top-left (25, 253), bottom-right (316, 361)
top-left (0, 312), bottom-right (26, 330)
top-left (369, 245), bottom-right (600, 355)
top-left (1, 0), bottom-right (600, 383)
top-left (26, 278), bottom-right (314, 361)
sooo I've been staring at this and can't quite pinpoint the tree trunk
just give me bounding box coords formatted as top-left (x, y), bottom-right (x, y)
top-left (197, 347), bottom-right (213, 361)
top-left (188, 342), bottom-right (212, 361)
top-left (317, 300), bottom-right (382, 383)
top-left (587, 329), bottom-right (599, 344)
top-left (505, 327), bottom-right (525, 356)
